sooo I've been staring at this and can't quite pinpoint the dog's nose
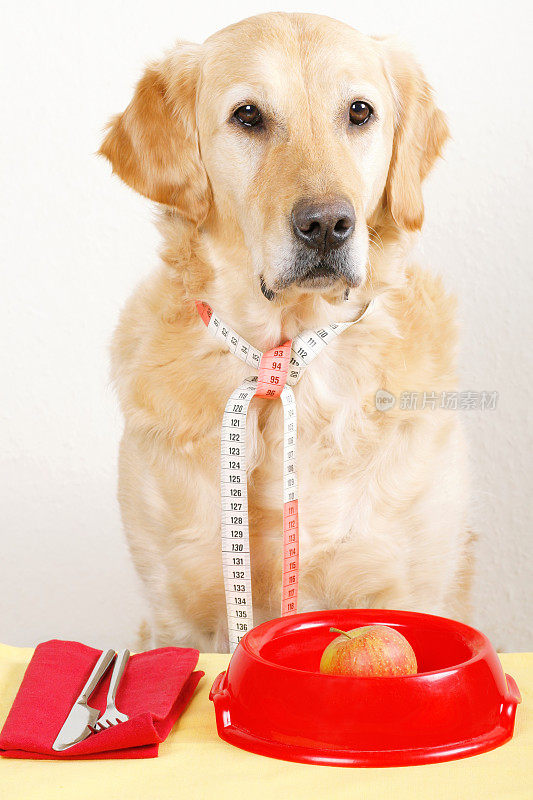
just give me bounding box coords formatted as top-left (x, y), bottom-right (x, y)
top-left (291, 199), bottom-right (355, 253)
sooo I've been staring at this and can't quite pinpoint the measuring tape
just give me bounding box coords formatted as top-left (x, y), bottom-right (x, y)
top-left (196, 298), bottom-right (375, 652)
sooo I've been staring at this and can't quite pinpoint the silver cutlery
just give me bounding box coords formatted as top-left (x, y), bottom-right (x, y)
top-left (52, 648), bottom-right (116, 751)
top-left (93, 648), bottom-right (130, 731)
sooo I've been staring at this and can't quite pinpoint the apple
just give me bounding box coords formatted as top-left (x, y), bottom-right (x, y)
top-left (319, 625), bottom-right (417, 677)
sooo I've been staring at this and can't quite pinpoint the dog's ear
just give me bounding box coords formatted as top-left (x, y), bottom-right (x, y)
top-left (99, 43), bottom-right (210, 225)
top-left (379, 38), bottom-right (450, 231)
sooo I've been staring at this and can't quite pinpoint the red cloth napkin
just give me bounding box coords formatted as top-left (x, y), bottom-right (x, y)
top-left (0, 639), bottom-right (203, 759)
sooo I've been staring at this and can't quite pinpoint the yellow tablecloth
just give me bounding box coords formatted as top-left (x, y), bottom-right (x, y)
top-left (0, 644), bottom-right (531, 800)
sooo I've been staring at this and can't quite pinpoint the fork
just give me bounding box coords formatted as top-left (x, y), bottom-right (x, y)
top-left (93, 648), bottom-right (130, 731)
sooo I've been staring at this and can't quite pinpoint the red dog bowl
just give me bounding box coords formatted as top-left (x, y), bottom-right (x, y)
top-left (210, 609), bottom-right (521, 767)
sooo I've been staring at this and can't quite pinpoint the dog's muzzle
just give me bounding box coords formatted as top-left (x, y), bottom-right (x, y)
top-left (261, 198), bottom-right (362, 300)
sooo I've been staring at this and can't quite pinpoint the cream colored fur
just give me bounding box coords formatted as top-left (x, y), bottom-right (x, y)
top-left (100, 13), bottom-right (473, 652)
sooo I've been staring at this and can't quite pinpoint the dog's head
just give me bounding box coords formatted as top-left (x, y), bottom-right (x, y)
top-left (100, 13), bottom-right (448, 303)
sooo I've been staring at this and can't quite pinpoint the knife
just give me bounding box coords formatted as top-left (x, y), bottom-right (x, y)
top-left (52, 648), bottom-right (116, 751)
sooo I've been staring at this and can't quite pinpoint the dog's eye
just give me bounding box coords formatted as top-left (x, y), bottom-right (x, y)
top-left (349, 101), bottom-right (373, 126)
top-left (233, 104), bottom-right (262, 128)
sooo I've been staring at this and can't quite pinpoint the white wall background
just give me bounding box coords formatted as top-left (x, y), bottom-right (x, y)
top-left (1, 0), bottom-right (531, 652)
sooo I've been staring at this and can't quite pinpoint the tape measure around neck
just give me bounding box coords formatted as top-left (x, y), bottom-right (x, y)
top-left (196, 298), bottom-right (375, 652)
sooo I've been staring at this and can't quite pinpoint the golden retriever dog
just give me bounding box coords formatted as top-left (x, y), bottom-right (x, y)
top-left (100, 12), bottom-right (473, 651)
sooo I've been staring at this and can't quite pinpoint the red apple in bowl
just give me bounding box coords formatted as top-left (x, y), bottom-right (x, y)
top-left (319, 625), bottom-right (417, 677)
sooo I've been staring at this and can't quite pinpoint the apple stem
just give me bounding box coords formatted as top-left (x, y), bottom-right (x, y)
top-left (329, 627), bottom-right (351, 639)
